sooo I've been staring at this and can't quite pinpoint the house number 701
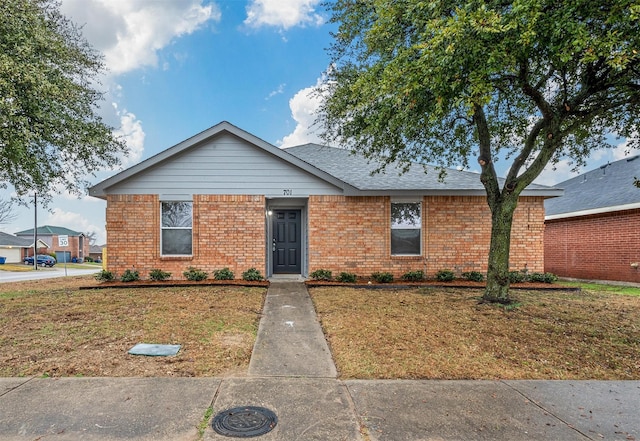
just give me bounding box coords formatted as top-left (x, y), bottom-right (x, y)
top-left (283, 189), bottom-right (293, 196)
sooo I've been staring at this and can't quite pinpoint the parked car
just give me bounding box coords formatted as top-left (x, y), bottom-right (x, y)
top-left (23, 254), bottom-right (56, 267)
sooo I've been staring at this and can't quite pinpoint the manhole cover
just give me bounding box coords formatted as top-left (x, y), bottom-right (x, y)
top-left (212, 406), bottom-right (277, 438)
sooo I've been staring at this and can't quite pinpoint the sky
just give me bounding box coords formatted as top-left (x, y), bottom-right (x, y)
top-left (1, 0), bottom-right (636, 244)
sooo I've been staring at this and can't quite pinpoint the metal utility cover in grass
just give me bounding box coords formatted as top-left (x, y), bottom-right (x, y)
top-left (212, 406), bottom-right (277, 437)
top-left (128, 343), bottom-right (181, 356)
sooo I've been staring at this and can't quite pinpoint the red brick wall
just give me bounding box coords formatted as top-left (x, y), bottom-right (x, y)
top-left (106, 195), bottom-right (158, 275)
top-left (308, 196), bottom-right (391, 275)
top-left (106, 193), bottom-right (545, 280)
top-left (195, 195), bottom-right (265, 274)
top-left (308, 195), bottom-right (545, 278)
top-left (544, 209), bottom-right (640, 283)
top-left (105, 194), bottom-right (265, 278)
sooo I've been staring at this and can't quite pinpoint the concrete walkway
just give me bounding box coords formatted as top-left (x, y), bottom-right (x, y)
top-left (249, 281), bottom-right (337, 377)
top-left (0, 281), bottom-right (638, 440)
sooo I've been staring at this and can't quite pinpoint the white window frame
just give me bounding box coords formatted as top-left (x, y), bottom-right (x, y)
top-left (160, 200), bottom-right (193, 256)
top-left (390, 199), bottom-right (422, 256)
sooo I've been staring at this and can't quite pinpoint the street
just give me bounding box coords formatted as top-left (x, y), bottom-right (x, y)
top-left (0, 265), bottom-right (100, 283)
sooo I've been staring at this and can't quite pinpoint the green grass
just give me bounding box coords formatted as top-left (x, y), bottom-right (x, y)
top-left (0, 262), bottom-right (99, 271)
top-left (197, 406), bottom-right (214, 440)
top-left (561, 281), bottom-right (640, 297)
top-left (0, 264), bottom-right (32, 272)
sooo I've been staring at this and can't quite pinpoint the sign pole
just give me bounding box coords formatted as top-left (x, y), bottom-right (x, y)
top-left (58, 235), bottom-right (69, 276)
top-left (33, 193), bottom-right (37, 271)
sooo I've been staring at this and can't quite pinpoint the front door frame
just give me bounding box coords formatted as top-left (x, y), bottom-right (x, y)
top-left (265, 198), bottom-right (308, 278)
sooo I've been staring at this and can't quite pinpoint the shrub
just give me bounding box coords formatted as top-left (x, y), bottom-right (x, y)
top-left (462, 271), bottom-right (485, 282)
top-left (310, 269), bottom-right (333, 281)
top-left (509, 270), bottom-right (527, 283)
top-left (120, 269), bottom-right (140, 282)
top-left (213, 267), bottom-right (235, 280)
top-left (401, 270), bottom-right (425, 281)
top-left (94, 269), bottom-right (114, 282)
top-left (336, 272), bottom-right (357, 283)
top-left (183, 267), bottom-right (208, 281)
top-left (528, 272), bottom-right (558, 283)
top-left (242, 267), bottom-right (264, 281)
top-left (149, 269), bottom-right (171, 281)
top-left (84, 257), bottom-right (94, 263)
top-left (371, 272), bottom-right (394, 283)
top-left (435, 269), bottom-right (455, 282)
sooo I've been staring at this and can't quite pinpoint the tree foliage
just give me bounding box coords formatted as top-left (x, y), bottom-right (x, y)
top-left (0, 198), bottom-right (17, 225)
top-left (319, 0), bottom-right (640, 302)
top-left (0, 0), bottom-right (127, 203)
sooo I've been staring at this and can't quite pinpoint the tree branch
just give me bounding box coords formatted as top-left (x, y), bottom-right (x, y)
top-left (519, 61), bottom-right (554, 120)
top-left (505, 118), bottom-right (547, 183)
top-left (473, 104), bottom-right (500, 204)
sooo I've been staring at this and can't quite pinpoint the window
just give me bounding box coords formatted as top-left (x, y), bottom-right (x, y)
top-left (391, 201), bottom-right (421, 255)
top-left (161, 201), bottom-right (192, 255)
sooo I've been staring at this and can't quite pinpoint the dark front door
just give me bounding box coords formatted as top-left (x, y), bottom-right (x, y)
top-left (272, 210), bottom-right (301, 274)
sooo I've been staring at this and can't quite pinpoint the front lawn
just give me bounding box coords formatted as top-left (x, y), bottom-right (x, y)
top-left (2, 276), bottom-right (638, 380)
top-left (310, 286), bottom-right (640, 380)
top-left (0, 276), bottom-right (265, 377)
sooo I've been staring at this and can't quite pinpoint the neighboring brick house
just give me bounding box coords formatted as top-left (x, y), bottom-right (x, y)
top-left (15, 225), bottom-right (89, 263)
top-left (89, 244), bottom-right (105, 261)
top-left (89, 121), bottom-right (560, 279)
top-left (545, 156), bottom-right (640, 283)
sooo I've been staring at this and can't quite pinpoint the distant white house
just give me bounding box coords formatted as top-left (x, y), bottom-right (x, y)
top-left (0, 231), bottom-right (48, 264)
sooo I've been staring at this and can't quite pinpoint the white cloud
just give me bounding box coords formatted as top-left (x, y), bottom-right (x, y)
top-left (58, 1), bottom-right (220, 173)
top-left (46, 208), bottom-right (106, 244)
top-left (113, 109), bottom-right (146, 167)
top-left (61, 0), bottom-right (220, 75)
top-left (534, 136), bottom-right (640, 186)
top-left (266, 83), bottom-right (286, 100)
top-left (279, 82), bottom-right (325, 147)
top-left (245, 0), bottom-right (324, 29)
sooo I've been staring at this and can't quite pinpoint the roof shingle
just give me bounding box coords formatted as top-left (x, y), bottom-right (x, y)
top-left (545, 155), bottom-right (640, 217)
top-left (285, 144), bottom-right (558, 195)
top-left (14, 225), bottom-right (84, 237)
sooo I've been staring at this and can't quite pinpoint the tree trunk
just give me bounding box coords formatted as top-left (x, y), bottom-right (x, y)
top-left (483, 196), bottom-right (518, 303)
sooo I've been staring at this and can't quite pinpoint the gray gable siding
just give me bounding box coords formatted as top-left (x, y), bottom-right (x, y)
top-left (103, 133), bottom-right (343, 197)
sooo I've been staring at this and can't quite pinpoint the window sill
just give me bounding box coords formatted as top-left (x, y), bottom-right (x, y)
top-left (391, 255), bottom-right (423, 260)
top-left (160, 256), bottom-right (193, 261)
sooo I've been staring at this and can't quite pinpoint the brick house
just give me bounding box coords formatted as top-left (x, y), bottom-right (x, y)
top-left (15, 225), bottom-right (89, 263)
top-left (545, 155), bottom-right (640, 283)
top-left (89, 121), bottom-right (560, 279)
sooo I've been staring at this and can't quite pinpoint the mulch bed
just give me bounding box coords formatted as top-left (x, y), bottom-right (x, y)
top-left (81, 279), bottom-right (270, 290)
top-left (83, 279), bottom-right (575, 290)
top-left (305, 280), bottom-right (578, 290)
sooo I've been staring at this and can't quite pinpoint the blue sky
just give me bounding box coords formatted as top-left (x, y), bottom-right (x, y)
top-left (1, 0), bottom-right (635, 244)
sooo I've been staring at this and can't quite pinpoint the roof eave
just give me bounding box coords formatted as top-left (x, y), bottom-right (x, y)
top-left (545, 201), bottom-right (640, 220)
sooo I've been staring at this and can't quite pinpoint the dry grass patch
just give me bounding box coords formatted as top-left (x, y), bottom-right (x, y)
top-left (0, 276), bottom-right (265, 377)
top-left (310, 287), bottom-right (640, 380)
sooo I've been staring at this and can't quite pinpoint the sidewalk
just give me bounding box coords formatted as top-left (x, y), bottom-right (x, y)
top-left (0, 281), bottom-right (638, 440)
